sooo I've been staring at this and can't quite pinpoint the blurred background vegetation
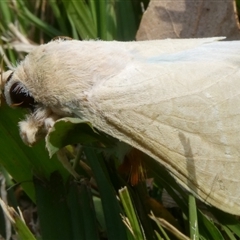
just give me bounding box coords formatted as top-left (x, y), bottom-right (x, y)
top-left (0, 1), bottom-right (240, 240)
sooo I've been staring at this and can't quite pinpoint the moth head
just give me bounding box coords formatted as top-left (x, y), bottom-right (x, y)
top-left (3, 71), bottom-right (36, 111)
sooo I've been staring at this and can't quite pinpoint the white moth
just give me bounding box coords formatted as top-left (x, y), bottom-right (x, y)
top-left (2, 37), bottom-right (240, 215)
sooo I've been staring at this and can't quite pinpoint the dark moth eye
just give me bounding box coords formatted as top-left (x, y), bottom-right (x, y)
top-left (9, 82), bottom-right (36, 110)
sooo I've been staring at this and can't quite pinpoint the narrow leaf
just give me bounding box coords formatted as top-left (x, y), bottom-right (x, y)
top-left (0, 198), bottom-right (36, 240)
top-left (119, 186), bottom-right (145, 240)
top-left (189, 195), bottom-right (199, 240)
top-left (34, 172), bottom-right (73, 240)
top-left (84, 147), bottom-right (128, 240)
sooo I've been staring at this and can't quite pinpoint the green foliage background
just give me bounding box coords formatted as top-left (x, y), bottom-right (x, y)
top-left (0, 1), bottom-right (240, 240)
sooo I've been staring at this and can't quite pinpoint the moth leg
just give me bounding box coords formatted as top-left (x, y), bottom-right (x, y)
top-left (18, 107), bottom-right (60, 146)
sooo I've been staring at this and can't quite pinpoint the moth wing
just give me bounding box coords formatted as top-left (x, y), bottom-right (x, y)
top-left (126, 36), bottom-right (225, 57)
top-left (84, 39), bottom-right (240, 214)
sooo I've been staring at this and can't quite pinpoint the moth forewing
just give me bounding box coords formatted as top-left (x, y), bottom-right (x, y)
top-left (83, 39), bottom-right (240, 215)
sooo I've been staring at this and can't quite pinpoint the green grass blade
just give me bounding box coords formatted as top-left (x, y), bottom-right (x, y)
top-left (93, 196), bottom-right (106, 231)
top-left (78, 183), bottom-right (100, 239)
top-left (188, 195), bottom-right (199, 240)
top-left (100, 0), bottom-right (117, 40)
top-left (63, 0), bottom-right (97, 39)
top-left (67, 15), bottom-right (79, 40)
top-left (97, 0), bottom-right (108, 39)
top-left (14, 215), bottom-right (36, 240)
top-left (115, 0), bottom-right (137, 40)
top-left (17, 0), bottom-right (61, 37)
top-left (150, 212), bottom-right (191, 240)
top-left (222, 225), bottom-right (237, 240)
top-left (34, 172), bottom-right (73, 240)
top-left (210, 207), bottom-right (240, 238)
top-left (149, 213), bottom-right (171, 240)
top-left (66, 180), bottom-right (86, 239)
top-left (198, 210), bottom-right (225, 240)
top-left (84, 147), bottom-right (128, 240)
top-left (89, 0), bottom-right (98, 29)
top-left (67, 180), bottom-right (100, 240)
top-left (5, 45), bottom-right (17, 65)
top-left (48, 1), bottom-right (69, 35)
top-left (0, 198), bottom-right (36, 240)
top-left (0, 1), bottom-right (12, 28)
top-left (154, 230), bottom-right (164, 240)
top-left (119, 186), bottom-right (145, 240)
